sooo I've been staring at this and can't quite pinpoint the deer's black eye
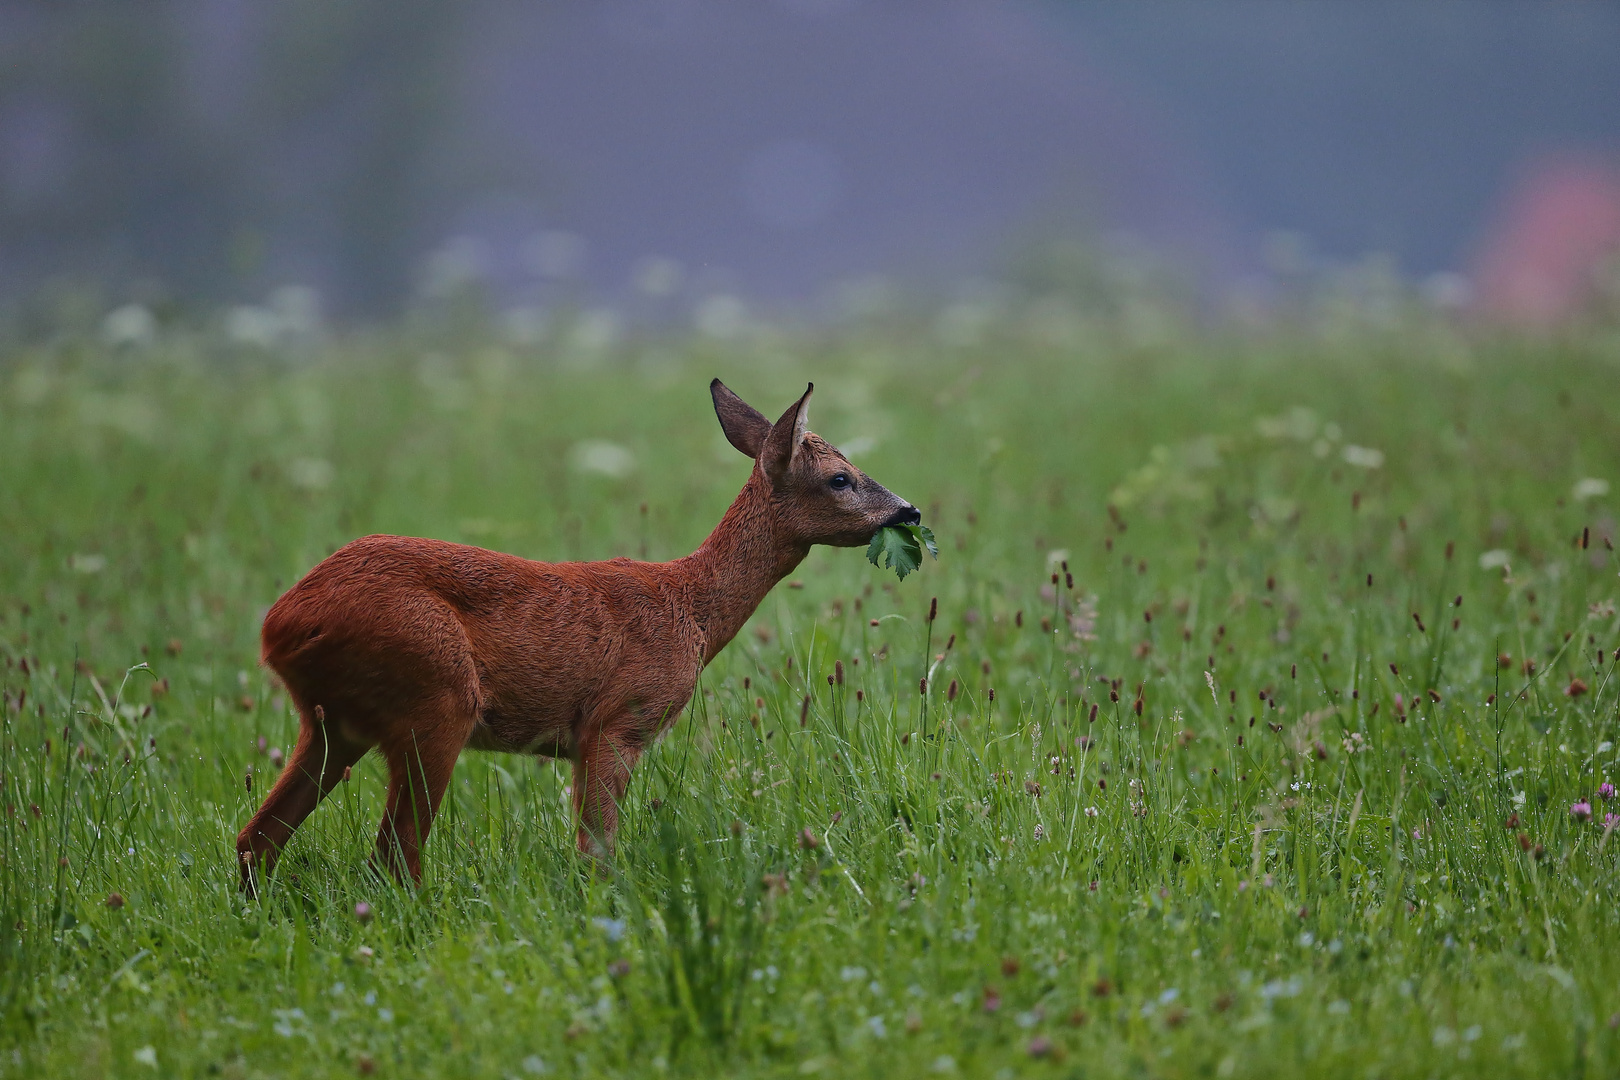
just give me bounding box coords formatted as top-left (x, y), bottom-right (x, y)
top-left (829, 473), bottom-right (851, 491)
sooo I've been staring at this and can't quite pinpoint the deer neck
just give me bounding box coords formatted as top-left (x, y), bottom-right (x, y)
top-left (679, 469), bottom-right (807, 664)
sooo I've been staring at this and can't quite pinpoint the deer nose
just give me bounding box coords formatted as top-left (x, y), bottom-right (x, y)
top-left (884, 505), bottom-right (922, 527)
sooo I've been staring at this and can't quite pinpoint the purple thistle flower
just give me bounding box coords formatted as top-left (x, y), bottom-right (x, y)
top-left (1570, 801), bottom-right (1593, 823)
top-left (1600, 782), bottom-right (1616, 801)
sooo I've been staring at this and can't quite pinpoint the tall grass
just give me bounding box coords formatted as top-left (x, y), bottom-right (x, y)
top-left (1, 315), bottom-right (1619, 1077)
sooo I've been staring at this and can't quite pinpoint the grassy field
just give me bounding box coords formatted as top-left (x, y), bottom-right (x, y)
top-left (2, 309), bottom-right (1620, 1078)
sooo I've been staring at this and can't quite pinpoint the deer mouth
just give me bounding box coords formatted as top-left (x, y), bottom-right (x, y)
top-left (881, 505), bottom-right (922, 527)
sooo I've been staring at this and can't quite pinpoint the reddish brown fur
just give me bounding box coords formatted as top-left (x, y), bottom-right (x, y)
top-left (237, 381), bottom-right (917, 888)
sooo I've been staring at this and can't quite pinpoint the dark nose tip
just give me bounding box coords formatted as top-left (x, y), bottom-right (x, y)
top-left (884, 505), bottom-right (922, 527)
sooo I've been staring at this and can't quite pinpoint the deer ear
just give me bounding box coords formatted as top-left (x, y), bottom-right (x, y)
top-left (711, 379), bottom-right (772, 458)
top-left (762, 383), bottom-right (812, 482)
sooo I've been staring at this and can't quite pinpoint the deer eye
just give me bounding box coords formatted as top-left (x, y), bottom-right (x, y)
top-left (828, 473), bottom-right (851, 491)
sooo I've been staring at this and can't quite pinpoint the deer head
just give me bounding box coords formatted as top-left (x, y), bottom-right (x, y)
top-left (711, 379), bottom-right (919, 549)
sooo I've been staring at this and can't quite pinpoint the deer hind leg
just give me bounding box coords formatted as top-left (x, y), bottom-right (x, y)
top-left (372, 693), bottom-right (477, 884)
top-left (237, 700), bottom-right (371, 894)
top-left (573, 721), bottom-right (644, 863)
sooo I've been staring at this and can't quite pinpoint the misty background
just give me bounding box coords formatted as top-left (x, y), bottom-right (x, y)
top-left (2, 0), bottom-right (1619, 329)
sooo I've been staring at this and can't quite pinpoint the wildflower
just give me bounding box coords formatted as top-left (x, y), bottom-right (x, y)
top-left (1601, 783), bottom-right (1616, 801)
top-left (268, 747), bottom-right (284, 768)
top-left (1571, 801), bottom-right (1593, 823)
top-left (354, 902), bottom-right (374, 923)
top-left (1566, 678), bottom-right (1589, 697)
top-left (1024, 779), bottom-right (1041, 797)
top-left (1605, 814), bottom-right (1620, 830)
top-left (982, 986), bottom-right (1002, 1013)
top-left (1084, 806), bottom-right (1099, 818)
top-left (105, 892), bottom-right (124, 909)
top-left (1027, 1036), bottom-right (1053, 1058)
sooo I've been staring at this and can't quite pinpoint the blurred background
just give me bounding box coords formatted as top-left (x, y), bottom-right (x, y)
top-left (3, 0), bottom-right (1620, 336)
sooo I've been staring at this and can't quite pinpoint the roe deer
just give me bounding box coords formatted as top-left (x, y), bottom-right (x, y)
top-left (237, 380), bottom-right (919, 889)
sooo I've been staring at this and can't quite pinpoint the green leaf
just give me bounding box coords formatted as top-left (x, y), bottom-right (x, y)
top-left (866, 524), bottom-right (938, 581)
top-left (915, 524), bottom-right (939, 560)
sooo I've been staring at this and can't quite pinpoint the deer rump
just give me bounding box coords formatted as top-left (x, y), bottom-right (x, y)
top-left (262, 534), bottom-right (704, 762)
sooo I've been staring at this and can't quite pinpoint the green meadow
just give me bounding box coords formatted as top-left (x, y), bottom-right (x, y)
top-left (3, 308), bottom-right (1620, 1078)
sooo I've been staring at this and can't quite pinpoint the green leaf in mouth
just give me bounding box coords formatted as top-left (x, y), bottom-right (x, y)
top-left (866, 523), bottom-right (938, 581)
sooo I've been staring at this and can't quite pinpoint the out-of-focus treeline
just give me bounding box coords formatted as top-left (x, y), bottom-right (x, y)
top-left (1, 0), bottom-right (464, 313)
top-left (2, 1), bottom-right (1619, 330)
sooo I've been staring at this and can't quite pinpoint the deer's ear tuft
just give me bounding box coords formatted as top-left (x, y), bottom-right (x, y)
top-left (762, 383), bottom-right (813, 482)
top-left (711, 379), bottom-right (772, 458)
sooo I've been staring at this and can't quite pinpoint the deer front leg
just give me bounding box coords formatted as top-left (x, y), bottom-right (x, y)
top-left (572, 722), bottom-right (643, 862)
